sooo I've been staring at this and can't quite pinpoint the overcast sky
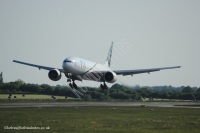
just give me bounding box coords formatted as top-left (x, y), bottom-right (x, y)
top-left (0, 0), bottom-right (200, 87)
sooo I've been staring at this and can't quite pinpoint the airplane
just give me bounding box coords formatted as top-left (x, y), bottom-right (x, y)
top-left (13, 42), bottom-right (180, 91)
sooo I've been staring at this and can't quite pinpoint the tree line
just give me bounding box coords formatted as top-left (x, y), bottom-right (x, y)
top-left (0, 79), bottom-right (200, 101)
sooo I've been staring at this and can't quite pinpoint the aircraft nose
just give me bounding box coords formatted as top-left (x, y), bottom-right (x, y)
top-left (62, 62), bottom-right (68, 71)
top-left (62, 60), bottom-right (74, 72)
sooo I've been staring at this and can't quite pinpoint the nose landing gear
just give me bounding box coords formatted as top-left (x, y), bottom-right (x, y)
top-left (67, 78), bottom-right (71, 82)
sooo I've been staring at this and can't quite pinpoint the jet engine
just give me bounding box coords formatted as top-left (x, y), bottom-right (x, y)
top-left (48, 69), bottom-right (62, 81)
top-left (104, 71), bottom-right (117, 83)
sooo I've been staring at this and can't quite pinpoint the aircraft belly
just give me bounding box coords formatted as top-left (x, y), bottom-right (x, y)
top-left (90, 64), bottom-right (111, 72)
top-left (79, 64), bottom-right (111, 82)
top-left (80, 73), bottom-right (102, 82)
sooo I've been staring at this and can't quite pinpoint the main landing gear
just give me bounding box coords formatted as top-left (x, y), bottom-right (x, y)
top-left (100, 82), bottom-right (108, 90)
top-left (67, 78), bottom-right (108, 98)
top-left (68, 79), bottom-right (84, 98)
top-left (69, 81), bottom-right (78, 89)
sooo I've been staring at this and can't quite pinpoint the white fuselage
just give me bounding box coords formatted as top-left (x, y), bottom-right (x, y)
top-left (62, 56), bottom-right (112, 81)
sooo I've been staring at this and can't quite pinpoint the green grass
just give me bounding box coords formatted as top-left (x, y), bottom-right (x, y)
top-left (0, 94), bottom-right (66, 99)
top-left (142, 98), bottom-right (194, 102)
top-left (0, 94), bottom-right (81, 103)
top-left (0, 94), bottom-right (196, 102)
top-left (0, 107), bottom-right (200, 133)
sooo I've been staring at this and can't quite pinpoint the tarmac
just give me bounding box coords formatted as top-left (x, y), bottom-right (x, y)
top-left (0, 102), bottom-right (199, 108)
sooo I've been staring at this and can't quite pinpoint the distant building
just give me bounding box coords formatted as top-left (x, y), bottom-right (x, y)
top-left (0, 72), bottom-right (3, 83)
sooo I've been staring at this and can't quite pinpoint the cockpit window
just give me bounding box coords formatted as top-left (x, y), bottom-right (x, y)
top-left (64, 60), bottom-right (73, 63)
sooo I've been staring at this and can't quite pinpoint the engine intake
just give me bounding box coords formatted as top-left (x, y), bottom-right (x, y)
top-left (104, 71), bottom-right (117, 83)
top-left (48, 69), bottom-right (62, 81)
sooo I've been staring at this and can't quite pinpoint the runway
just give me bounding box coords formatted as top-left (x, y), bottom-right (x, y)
top-left (0, 102), bottom-right (199, 108)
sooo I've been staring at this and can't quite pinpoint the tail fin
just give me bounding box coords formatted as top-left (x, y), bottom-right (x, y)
top-left (104, 42), bottom-right (113, 67)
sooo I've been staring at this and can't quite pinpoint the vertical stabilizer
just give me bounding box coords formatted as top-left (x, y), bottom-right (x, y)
top-left (104, 42), bottom-right (113, 67)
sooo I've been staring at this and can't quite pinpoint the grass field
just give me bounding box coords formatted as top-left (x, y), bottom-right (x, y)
top-left (142, 98), bottom-right (194, 102)
top-left (0, 94), bottom-right (196, 102)
top-left (0, 94), bottom-right (66, 99)
top-left (0, 106), bottom-right (200, 133)
top-left (0, 94), bottom-right (81, 103)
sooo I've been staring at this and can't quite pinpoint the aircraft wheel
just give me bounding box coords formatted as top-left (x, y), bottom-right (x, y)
top-left (69, 83), bottom-right (73, 89)
top-left (100, 84), bottom-right (104, 90)
top-left (73, 82), bottom-right (78, 89)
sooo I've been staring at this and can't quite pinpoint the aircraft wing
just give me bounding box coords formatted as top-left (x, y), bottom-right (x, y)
top-left (113, 66), bottom-right (181, 76)
top-left (13, 60), bottom-right (64, 72)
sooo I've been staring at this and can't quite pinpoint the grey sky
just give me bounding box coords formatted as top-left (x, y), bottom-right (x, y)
top-left (0, 0), bottom-right (200, 87)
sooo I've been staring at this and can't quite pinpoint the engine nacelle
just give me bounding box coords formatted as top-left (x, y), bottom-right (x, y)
top-left (48, 69), bottom-right (62, 81)
top-left (104, 71), bottom-right (117, 83)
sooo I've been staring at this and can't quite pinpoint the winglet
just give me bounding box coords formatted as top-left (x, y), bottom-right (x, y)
top-left (104, 42), bottom-right (113, 67)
